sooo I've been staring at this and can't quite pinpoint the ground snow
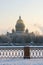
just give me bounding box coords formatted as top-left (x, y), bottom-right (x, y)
top-left (0, 58), bottom-right (43, 65)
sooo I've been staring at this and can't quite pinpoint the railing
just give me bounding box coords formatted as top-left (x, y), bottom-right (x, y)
top-left (0, 46), bottom-right (43, 59)
top-left (0, 46), bottom-right (24, 58)
top-left (30, 46), bottom-right (43, 59)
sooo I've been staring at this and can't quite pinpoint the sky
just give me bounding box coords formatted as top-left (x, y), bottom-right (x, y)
top-left (0, 0), bottom-right (43, 34)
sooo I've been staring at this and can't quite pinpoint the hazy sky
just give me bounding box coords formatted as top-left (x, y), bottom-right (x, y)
top-left (0, 0), bottom-right (43, 34)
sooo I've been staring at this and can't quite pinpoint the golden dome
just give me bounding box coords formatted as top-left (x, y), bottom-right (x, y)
top-left (15, 16), bottom-right (25, 32)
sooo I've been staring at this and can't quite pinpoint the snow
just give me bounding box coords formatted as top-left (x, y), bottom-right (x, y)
top-left (0, 58), bottom-right (43, 65)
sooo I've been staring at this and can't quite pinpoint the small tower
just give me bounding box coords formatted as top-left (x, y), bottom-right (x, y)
top-left (19, 16), bottom-right (21, 20)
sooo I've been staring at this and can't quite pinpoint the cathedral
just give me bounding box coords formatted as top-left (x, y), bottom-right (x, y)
top-left (0, 16), bottom-right (30, 46)
top-left (7, 16), bottom-right (29, 35)
top-left (0, 16), bottom-right (42, 46)
top-left (6, 16), bottom-right (29, 46)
